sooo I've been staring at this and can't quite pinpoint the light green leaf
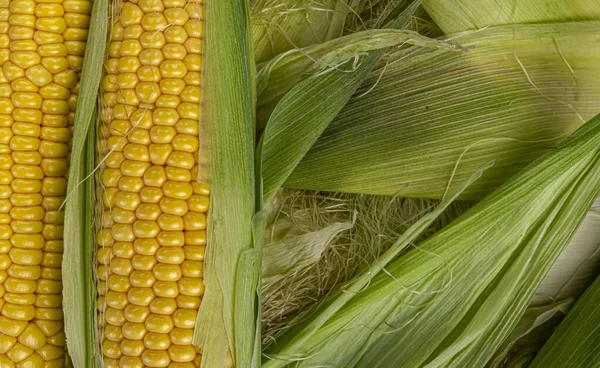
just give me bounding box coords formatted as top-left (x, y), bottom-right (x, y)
top-left (287, 21), bottom-right (600, 199)
top-left (422, 0), bottom-right (600, 34)
top-left (530, 272), bottom-right (600, 368)
top-left (493, 199), bottom-right (600, 366)
top-left (262, 220), bottom-right (354, 281)
top-left (256, 28), bottom-right (460, 126)
top-left (261, 51), bottom-right (383, 202)
top-left (63, 0), bottom-right (108, 365)
top-left (262, 159), bottom-right (493, 368)
top-left (251, 0), bottom-right (352, 63)
top-left (265, 113), bottom-right (600, 367)
top-left (194, 0), bottom-right (257, 367)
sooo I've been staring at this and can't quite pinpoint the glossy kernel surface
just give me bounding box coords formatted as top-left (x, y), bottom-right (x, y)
top-left (98, 0), bottom-right (205, 365)
top-left (0, 0), bottom-right (92, 364)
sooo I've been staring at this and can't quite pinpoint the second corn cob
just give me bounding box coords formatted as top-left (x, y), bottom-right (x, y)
top-left (97, 0), bottom-right (207, 366)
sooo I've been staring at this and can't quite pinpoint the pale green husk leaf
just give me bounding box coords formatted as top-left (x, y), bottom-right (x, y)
top-left (63, 0), bottom-right (108, 365)
top-left (422, 0), bottom-right (600, 34)
top-left (261, 50), bottom-right (383, 202)
top-left (264, 114), bottom-right (600, 367)
top-left (261, 190), bottom-right (470, 344)
top-left (287, 21), bottom-right (600, 199)
top-left (251, 0), bottom-right (352, 63)
top-left (530, 272), bottom-right (600, 368)
top-left (256, 28), bottom-right (461, 128)
top-left (194, 0), bottom-right (258, 367)
top-left (492, 200), bottom-right (600, 367)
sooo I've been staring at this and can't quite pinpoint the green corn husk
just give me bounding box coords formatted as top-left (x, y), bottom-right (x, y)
top-left (285, 21), bottom-right (600, 199)
top-left (261, 189), bottom-right (470, 344)
top-left (529, 272), bottom-right (600, 368)
top-left (194, 1), bottom-right (259, 367)
top-left (263, 114), bottom-right (600, 367)
top-left (256, 28), bottom-right (460, 130)
top-left (251, 0), bottom-right (422, 64)
top-left (251, 0), bottom-right (350, 63)
top-left (63, 0), bottom-right (108, 365)
top-left (422, 0), bottom-right (600, 34)
top-left (491, 200), bottom-right (600, 367)
top-left (345, 0), bottom-right (420, 31)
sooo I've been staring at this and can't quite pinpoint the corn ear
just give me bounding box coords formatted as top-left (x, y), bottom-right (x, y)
top-left (264, 113), bottom-right (600, 367)
top-left (529, 272), bottom-right (600, 368)
top-left (422, 0), bottom-right (600, 34)
top-left (286, 21), bottom-right (600, 199)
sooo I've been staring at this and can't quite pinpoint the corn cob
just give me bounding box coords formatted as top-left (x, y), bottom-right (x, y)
top-left (0, 0), bottom-right (91, 364)
top-left (97, 0), bottom-right (206, 367)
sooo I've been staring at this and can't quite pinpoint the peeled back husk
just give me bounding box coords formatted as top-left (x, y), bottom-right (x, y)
top-left (491, 200), bottom-right (600, 367)
top-left (264, 113), bottom-right (600, 367)
top-left (286, 21), bottom-right (600, 199)
top-left (422, 0), bottom-right (600, 34)
top-left (529, 272), bottom-right (600, 368)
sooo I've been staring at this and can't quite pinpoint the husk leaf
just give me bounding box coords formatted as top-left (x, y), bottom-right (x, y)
top-left (422, 0), bottom-right (600, 34)
top-left (257, 28), bottom-right (461, 128)
top-left (264, 113), bottom-right (600, 367)
top-left (261, 50), bottom-right (383, 202)
top-left (194, 0), bottom-right (258, 366)
top-left (530, 272), bottom-right (600, 368)
top-left (286, 21), bottom-right (600, 199)
top-left (261, 190), bottom-right (470, 344)
top-left (63, 0), bottom-right (107, 365)
top-left (251, 0), bottom-right (354, 63)
top-left (492, 199), bottom-right (600, 366)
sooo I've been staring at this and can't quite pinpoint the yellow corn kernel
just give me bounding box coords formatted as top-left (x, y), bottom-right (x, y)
top-left (121, 339), bottom-right (145, 357)
top-left (164, 8), bottom-right (189, 26)
top-left (6, 342), bottom-right (34, 363)
top-left (177, 277), bottom-right (204, 297)
top-left (168, 345), bottom-right (196, 363)
top-left (106, 291), bottom-right (129, 310)
top-left (133, 238), bottom-right (159, 255)
top-left (165, 167), bottom-right (191, 182)
top-left (129, 270), bottom-right (156, 289)
top-left (157, 214), bottom-right (183, 232)
top-left (131, 254), bottom-right (156, 271)
top-left (127, 287), bottom-right (154, 306)
top-left (149, 145), bottom-right (174, 166)
top-left (119, 3), bottom-right (143, 26)
top-left (122, 322), bottom-right (147, 340)
top-left (143, 332), bottom-right (170, 350)
top-left (152, 280), bottom-right (178, 298)
top-left (104, 324), bottom-right (123, 342)
top-left (113, 241), bottom-right (135, 258)
top-left (123, 304), bottom-right (150, 323)
top-left (168, 327), bottom-right (193, 346)
top-left (0, 335), bottom-right (17, 354)
top-left (139, 187), bottom-right (163, 204)
top-left (148, 297), bottom-right (176, 315)
top-left (103, 339), bottom-right (122, 360)
top-left (105, 307), bottom-right (126, 326)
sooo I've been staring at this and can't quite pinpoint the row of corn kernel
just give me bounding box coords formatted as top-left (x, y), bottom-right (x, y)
top-left (0, 0), bottom-right (91, 365)
top-left (97, 0), bottom-right (206, 367)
